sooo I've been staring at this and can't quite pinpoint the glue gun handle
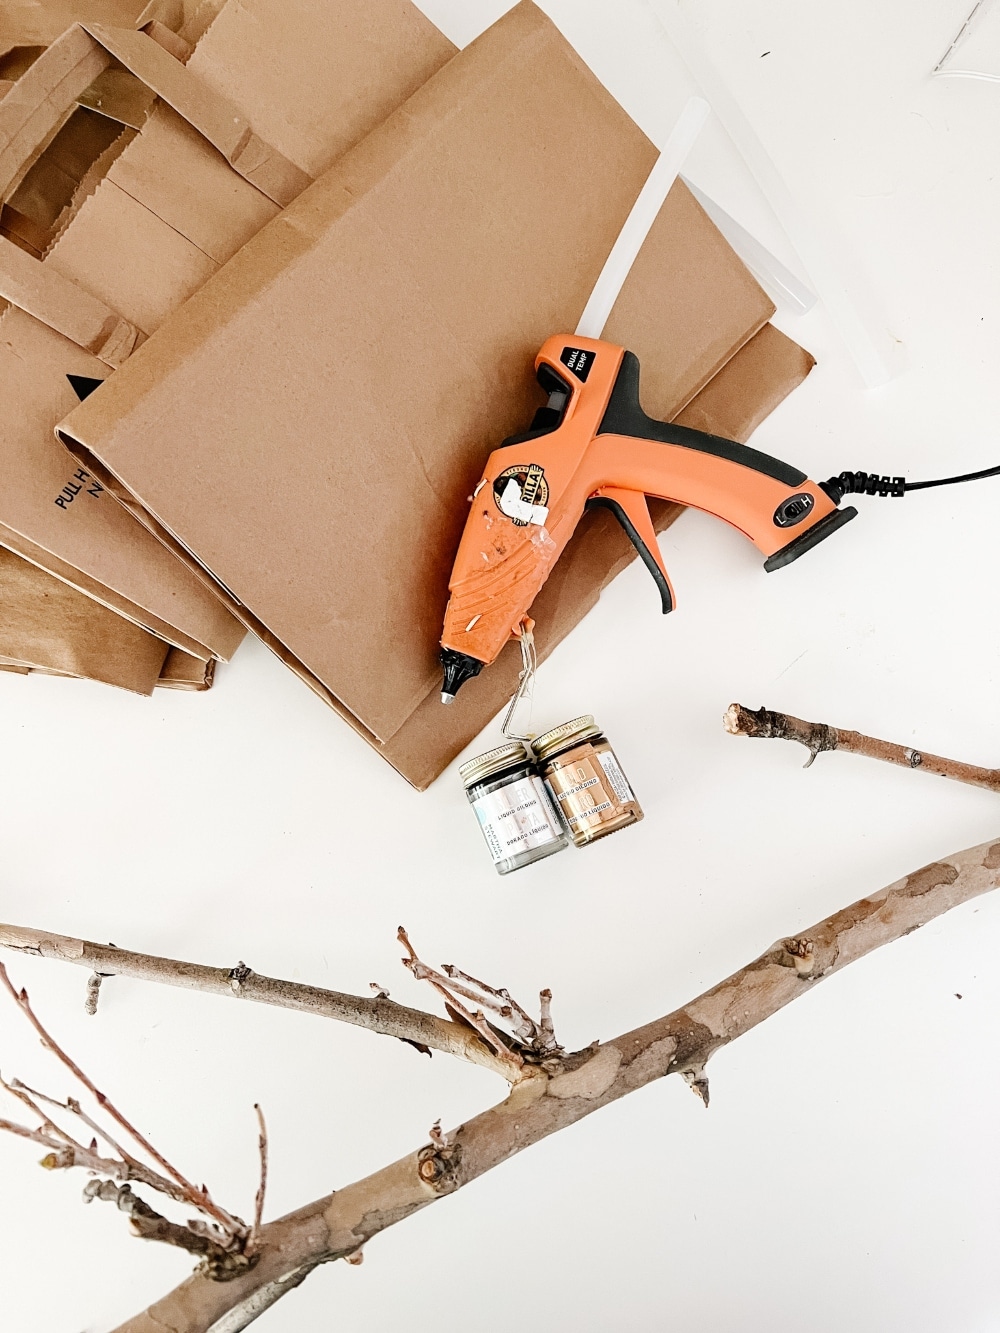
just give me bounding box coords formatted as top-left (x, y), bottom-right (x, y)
top-left (587, 487), bottom-right (675, 613)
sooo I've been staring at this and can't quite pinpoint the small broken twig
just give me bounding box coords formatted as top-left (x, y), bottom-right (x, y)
top-left (247, 1104), bottom-right (268, 1256)
top-left (725, 703), bottom-right (1000, 789)
top-left (85, 971), bottom-right (108, 1016)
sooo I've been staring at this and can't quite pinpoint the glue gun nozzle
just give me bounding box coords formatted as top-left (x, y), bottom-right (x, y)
top-left (440, 648), bottom-right (485, 703)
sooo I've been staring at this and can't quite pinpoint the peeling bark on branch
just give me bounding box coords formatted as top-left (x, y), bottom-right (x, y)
top-left (725, 702), bottom-right (1000, 788)
top-left (103, 834), bottom-right (1000, 1333)
top-left (0, 927), bottom-right (512, 1076)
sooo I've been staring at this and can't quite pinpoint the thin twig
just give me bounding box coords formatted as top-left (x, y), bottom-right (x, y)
top-left (5, 1081), bottom-right (201, 1210)
top-left (0, 961), bottom-right (244, 1239)
top-left (398, 928), bottom-right (524, 1072)
top-left (14, 1082), bottom-right (129, 1159)
top-left (0, 1115), bottom-right (142, 1180)
top-left (442, 964), bottom-right (539, 1044)
top-left (248, 1105), bottom-right (268, 1256)
top-left (0, 1116), bottom-right (71, 1153)
top-left (400, 932), bottom-right (561, 1059)
top-left (0, 1073), bottom-right (84, 1150)
top-left (725, 703), bottom-right (1000, 788)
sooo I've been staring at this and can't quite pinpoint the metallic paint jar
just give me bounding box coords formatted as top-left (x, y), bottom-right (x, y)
top-left (533, 716), bottom-right (643, 847)
top-left (460, 741), bottom-right (568, 875)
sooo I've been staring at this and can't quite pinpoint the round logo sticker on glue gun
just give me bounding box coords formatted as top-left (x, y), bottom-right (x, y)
top-left (493, 464), bottom-right (550, 527)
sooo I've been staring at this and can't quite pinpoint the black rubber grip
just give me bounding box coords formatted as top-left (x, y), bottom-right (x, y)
top-left (597, 352), bottom-right (807, 488)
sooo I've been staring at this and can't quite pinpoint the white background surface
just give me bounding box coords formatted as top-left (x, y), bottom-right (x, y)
top-left (2, 1), bottom-right (1000, 1329)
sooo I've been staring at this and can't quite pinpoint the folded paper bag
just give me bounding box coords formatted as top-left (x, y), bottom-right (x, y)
top-left (0, 2), bottom-right (454, 665)
top-left (0, 545), bottom-right (168, 693)
top-left (0, 543), bottom-right (215, 691)
top-left (60, 2), bottom-right (811, 785)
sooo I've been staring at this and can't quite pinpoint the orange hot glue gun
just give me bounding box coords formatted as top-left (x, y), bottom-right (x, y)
top-left (439, 334), bottom-right (858, 702)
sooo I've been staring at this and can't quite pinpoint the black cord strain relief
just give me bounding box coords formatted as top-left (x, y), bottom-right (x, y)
top-left (826, 470), bottom-right (906, 499)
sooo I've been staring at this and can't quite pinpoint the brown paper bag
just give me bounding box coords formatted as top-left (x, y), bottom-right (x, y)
top-left (0, 4), bottom-right (454, 662)
top-left (157, 645), bottom-right (214, 689)
top-left (60, 2), bottom-right (814, 787)
top-left (0, 545), bottom-right (169, 692)
top-left (0, 2), bottom-right (150, 59)
top-left (0, 544), bottom-right (215, 691)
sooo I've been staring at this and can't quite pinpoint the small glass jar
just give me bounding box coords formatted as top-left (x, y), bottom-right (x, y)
top-left (533, 715), bottom-right (643, 847)
top-left (460, 741), bottom-right (569, 875)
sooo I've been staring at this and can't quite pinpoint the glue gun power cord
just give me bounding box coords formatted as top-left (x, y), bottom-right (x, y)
top-left (824, 460), bottom-right (1000, 501)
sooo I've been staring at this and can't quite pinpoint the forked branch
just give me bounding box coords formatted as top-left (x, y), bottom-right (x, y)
top-left (68, 832), bottom-right (1000, 1332)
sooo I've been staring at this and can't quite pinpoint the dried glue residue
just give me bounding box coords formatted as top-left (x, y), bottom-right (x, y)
top-left (530, 526), bottom-right (556, 554)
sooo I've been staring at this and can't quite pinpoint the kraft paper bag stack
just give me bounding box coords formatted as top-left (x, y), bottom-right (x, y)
top-left (60, 1), bottom-right (816, 787)
top-left (0, 546), bottom-right (214, 693)
top-left (0, 545), bottom-right (169, 692)
top-left (0, 0), bottom-right (454, 683)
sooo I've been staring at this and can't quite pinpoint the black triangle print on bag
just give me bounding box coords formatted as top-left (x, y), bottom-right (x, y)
top-left (67, 375), bottom-right (105, 402)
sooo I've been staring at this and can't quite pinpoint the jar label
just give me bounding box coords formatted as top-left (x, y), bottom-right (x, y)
top-left (545, 756), bottom-right (615, 830)
top-left (472, 776), bottom-right (564, 864)
top-left (597, 750), bottom-right (633, 804)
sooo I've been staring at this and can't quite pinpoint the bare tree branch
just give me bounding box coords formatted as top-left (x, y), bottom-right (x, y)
top-left (102, 833), bottom-right (1000, 1333)
top-left (0, 1112), bottom-right (177, 1192)
top-left (725, 702), bottom-right (1000, 786)
top-left (0, 927), bottom-right (513, 1078)
top-left (0, 961), bottom-right (244, 1240)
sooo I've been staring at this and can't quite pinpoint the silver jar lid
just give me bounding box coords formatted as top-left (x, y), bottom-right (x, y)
top-left (532, 715), bottom-right (602, 761)
top-left (459, 740), bottom-right (531, 789)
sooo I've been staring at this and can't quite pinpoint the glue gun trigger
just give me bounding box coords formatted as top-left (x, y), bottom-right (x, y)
top-left (587, 487), bottom-right (675, 614)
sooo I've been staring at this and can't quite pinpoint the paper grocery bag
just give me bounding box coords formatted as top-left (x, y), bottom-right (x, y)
top-left (0, 2), bottom-right (150, 58)
top-left (0, 3), bottom-right (454, 662)
top-left (0, 545), bottom-right (169, 692)
top-left (157, 646), bottom-right (214, 690)
top-left (61, 2), bottom-right (813, 786)
top-left (0, 542), bottom-right (215, 690)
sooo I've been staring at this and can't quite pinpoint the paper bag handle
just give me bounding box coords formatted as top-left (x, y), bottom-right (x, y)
top-left (0, 23), bottom-right (312, 364)
top-left (0, 232), bottom-right (142, 366)
top-left (0, 24), bottom-right (311, 206)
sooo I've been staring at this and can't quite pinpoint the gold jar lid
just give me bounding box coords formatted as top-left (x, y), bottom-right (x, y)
top-left (532, 715), bottom-right (602, 761)
top-left (459, 741), bottom-right (531, 789)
